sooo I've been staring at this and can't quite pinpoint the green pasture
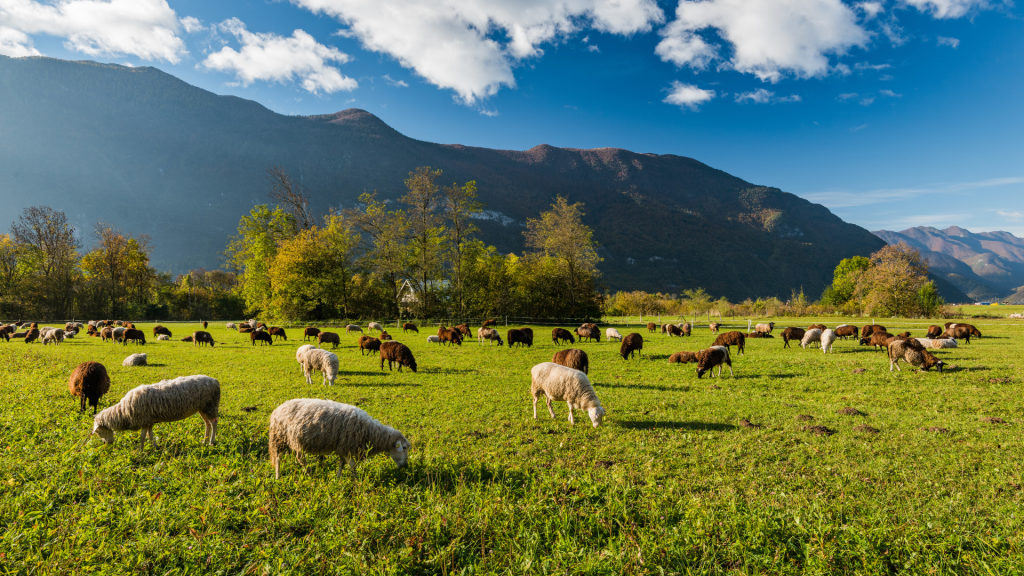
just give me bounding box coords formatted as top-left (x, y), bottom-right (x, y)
top-left (1, 317), bottom-right (1022, 574)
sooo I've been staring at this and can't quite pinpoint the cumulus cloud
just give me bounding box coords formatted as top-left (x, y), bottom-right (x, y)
top-left (290, 0), bottom-right (664, 104)
top-left (201, 18), bottom-right (357, 94)
top-left (856, 1), bottom-right (885, 18)
top-left (663, 81), bottom-right (715, 110)
top-left (735, 88), bottom-right (801, 103)
top-left (937, 36), bottom-right (960, 48)
top-left (903, 0), bottom-right (990, 19)
top-left (838, 92), bottom-right (859, 101)
top-left (382, 74), bottom-right (408, 87)
top-left (656, 0), bottom-right (869, 83)
top-left (879, 89), bottom-right (901, 97)
top-left (179, 16), bottom-right (205, 34)
top-left (0, 0), bottom-right (186, 62)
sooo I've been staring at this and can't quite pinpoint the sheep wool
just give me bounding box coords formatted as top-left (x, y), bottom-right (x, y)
top-left (426, 335), bottom-right (441, 344)
top-left (122, 353), bottom-right (148, 367)
top-left (69, 361), bottom-right (111, 414)
top-left (800, 329), bottom-right (823, 349)
top-left (888, 340), bottom-right (944, 372)
top-left (605, 327), bottom-right (622, 342)
top-left (296, 344), bottom-right (316, 374)
top-left (820, 329), bottom-right (837, 354)
top-left (157, 335), bottom-right (170, 341)
top-left (368, 322), bottom-right (384, 333)
top-left (91, 375), bottom-right (220, 449)
top-left (301, 349), bottom-right (339, 385)
top-left (552, 348), bottom-right (589, 374)
top-left (530, 362), bottom-right (605, 427)
top-left (269, 399), bottom-right (411, 478)
top-left (696, 346), bottom-right (733, 378)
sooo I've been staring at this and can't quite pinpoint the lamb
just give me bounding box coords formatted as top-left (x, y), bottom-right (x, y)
top-left (157, 334), bottom-right (170, 341)
top-left (477, 327), bottom-right (504, 346)
top-left (345, 324), bottom-right (363, 334)
top-left (820, 329), bottom-right (837, 354)
top-left (358, 335), bottom-right (382, 355)
top-left (68, 361), bottom-right (111, 414)
top-left (89, 375), bottom-right (220, 449)
top-left (269, 327), bottom-right (287, 341)
top-left (530, 362), bottom-right (605, 427)
top-left (192, 331), bottom-right (215, 347)
top-left (426, 335), bottom-right (442, 344)
top-left (226, 323), bottom-right (237, 331)
top-left (605, 327), bottom-right (623, 342)
top-left (712, 331), bottom-right (746, 355)
top-left (926, 325), bottom-right (943, 338)
top-left (575, 326), bottom-right (600, 343)
top-left (551, 328), bottom-right (576, 345)
top-left (296, 344), bottom-right (315, 373)
top-left (647, 322), bottom-right (658, 333)
top-left (303, 327), bottom-right (321, 341)
top-left (665, 324), bottom-right (683, 337)
top-left (620, 333), bottom-right (643, 360)
top-left (42, 328), bottom-right (65, 345)
top-left (153, 325), bottom-right (172, 338)
top-left (122, 329), bottom-right (146, 345)
top-left (859, 331), bottom-right (894, 350)
top-left (251, 331), bottom-right (273, 346)
top-left (552, 348), bottom-right (590, 374)
top-left (800, 329), bottom-right (823, 349)
top-left (301, 348), bottom-right (339, 385)
top-left (122, 353), bottom-right (147, 367)
top-left (696, 346), bottom-right (733, 378)
top-left (402, 322), bottom-right (419, 333)
top-left (754, 322), bottom-right (775, 335)
top-left (368, 322), bottom-right (384, 333)
top-left (317, 332), bottom-right (340, 349)
top-left (380, 341), bottom-right (417, 372)
top-left (269, 399), bottom-right (411, 478)
top-left (709, 322), bottom-right (722, 334)
top-left (507, 329), bottom-right (532, 348)
top-left (888, 340), bottom-right (944, 372)
top-left (861, 324), bottom-right (887, 339)
top-left (669, 350), bottom-right (698, 364)
top-left (834, 325), bottom-right (858, 340)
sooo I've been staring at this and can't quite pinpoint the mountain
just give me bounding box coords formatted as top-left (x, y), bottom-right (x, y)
top-left (0, 55), bottom-right (888, 300)
top-left (873, 226), bottom-right (1024, 301)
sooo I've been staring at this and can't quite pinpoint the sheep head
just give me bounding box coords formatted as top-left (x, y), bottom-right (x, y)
top-left (388, 438), bottom-right (412, 468)
top-left (588, 406), bottom-right (606, 428)
top-left (92, 424), bottom-right (115, 445)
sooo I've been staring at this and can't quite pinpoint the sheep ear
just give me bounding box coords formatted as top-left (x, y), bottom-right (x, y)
top-left (395, 441), bottom-right (403, 451)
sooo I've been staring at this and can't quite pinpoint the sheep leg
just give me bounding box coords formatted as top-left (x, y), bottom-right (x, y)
top-left (545, 396), bottom-right (556, 419)
top-left (566, 402), bottom-right (575, 425)
top-left (79, 395), bottom-right (86, 412)
top-left (532, 395), bottom-right (539, 419)
top-left (274, 454), bottom-right (281, 479)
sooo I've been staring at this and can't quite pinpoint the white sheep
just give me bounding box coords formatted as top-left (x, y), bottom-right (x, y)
top-left (301, 349), bottom-right (339, 385)
top-left (801, 328), bottom-right (823, 349)
top-left (477, 327), bottom-right (504, 345)
top-left (89, 375), bottom-right (220, 450)
top-left (368, 322), bottom-right (384, 333)
top-left (296, 344), bottom-right (315, 374)
top-left (605, 327), bottom-right (622, 342)
top-left (820, 329), bottom-right (837, 353)
top-left (41, 328), bottom-right (65, 345)
top-left (345, 324), bottom-right (363, 334)
top-left (915, 338), bottom-right (958, 349)
top-left (755, 322), bottom-right (775, 334)
top-left (530, 362), bottom-right (606, 427)
top-left (64, 331), bottom-right (75, 339)
top-left (269, 398), bottom-right (411, 479)
top-left (157, 334), bottom-right (170, 341)
top-left (122, 353), bottom-right (147, 367)
top-left (426, 335), bottom-right (441, 344)
top-left (226, 322), bottom-right (237, 330)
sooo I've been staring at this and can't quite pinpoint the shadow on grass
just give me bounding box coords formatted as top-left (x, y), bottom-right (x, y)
top-left (597, 382), bottom-right (684, 392)
top-left (420, 368), bottom-right (479, 375)
top-left (617, 420), bottom-right (736, 431)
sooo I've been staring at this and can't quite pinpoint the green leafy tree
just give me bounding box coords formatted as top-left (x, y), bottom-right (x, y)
top-left (524, 196), bottom-right (602, 317)
top-left (443, 180), bottom-right (482, 318)
top-left (348, 192), bottom-right (411, 317)
top-left (682, 288), bottom-right (712, 321)
top-left (224, 205), bottom-right (296, 316)
top-left (821, 256), bottom-right (871, 306)
top-left (402, 167), bottom-right (445, 317)
top-left (11, 206), bottom-right (79, 319)
top-left (0, 234), bottom-right (27, 317)
top-left (864, 242), bottom-right (930, 317)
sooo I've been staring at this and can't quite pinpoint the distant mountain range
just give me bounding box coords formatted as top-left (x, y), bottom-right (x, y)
top-left (874, 226), bottom-right (1024, 302)
top-left (0, 55), bottom-right (965, 302)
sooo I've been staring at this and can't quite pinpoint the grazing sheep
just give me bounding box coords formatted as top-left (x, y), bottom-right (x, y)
top-left (530, 362), bottom-right (605, 427)
top-left (926, 325), bottom-right (943, 338)
top-left (807, 323), bottom-right (826, 331)
top-left (945, 326), bottom-right (973, 343)
top-left (301, 349), bottom-right (339, 385)
top-left (355, 336), bottom-right (381, 356)
top-left (122, 353), bottom-right (147, 367)
top-left (402, 322), bottom-right (419, 333)
top-left (68, 361), bottom-right (111, 414)
top-left (821, 329), bottom-right (837, 353)
top-left (581, 323), bottom-right (598, 331)
top-left (781, 327), bottom-right (806, 349)
top-left (202, 321), bottom-right (208, 329)
top-left (24, 328), bottom-right (39, 344)
top-left (379, 331), bottom-right (393, 341)
top-left (269, 399), bottom-right (411, 478)
top-left (712, 331), bottom-right (746, 355)
top-left (296, 344), bottom-right (315, 374)
top-left (861, 324), bottom-right (887, 339)
top-left (251, 331), bottom-right (273, 346)
top-left (575, 326), bottom-right (600, 343)
top-left (520, 327), bottom-right (535, 341)
top-left (100, 327), bottom-right (113, 342)
top-left (42, 328), bottom-right (65, 345)
top-left (552, 348), bottom-right (589, 374)
top-left (269, 327), bottom-right (287, 341)
top-left (552, 328), bottom-right (576, 345)
top-left (665, 324), bottom-right (683, 337)
top-left (345, 324), bottom-right (363, 334)
top-left (89, 375), bottom-right (220, 449)
top-left (456, 324), bottom-right (472, 336)
top-left (647, 322), bottom-right (657, 333)
top-left (680, 323), bottom-right (692, 337)
top-left (192, 331), bottom-right (215, 347)
top-left (440, 328), bottom-right (464, 346)
top-left (380, 341), bottom-right (417, 372)
top-left (859, 331), bottom-right (894, 350)
top-left (482, 318), bottom-right (498, 327)
top-left (834, 325), bottom-right (858, 340)
top-left (605, 327), bottom-right (623, 342)
top-left (368, 322), bottom-right (384, 333)
top-left (226, 323), bottom-right (237, 331)
top-left (709, 322), bottom-right (722, 334)
top-left (112, 327), bottom-right (126, 342)
top-left (157, 334), bottom-right (170, 341)
top-left (303, 327), bottom-right (321, 341)
top-left (507, 329), bottom-right (532, 348)
top-left (620, 333), bottom-right (643, 360)
top-left (800, 329), bottom-right (823, 349)
top-left (426, 335), bottom-right (442, 344)
top-left (754, 322), bottom-right (775, 335)
top-left (477, 327), bottom-right (504, 346)
top-left (669, 351), bottom-right (698, 364)
top-left (317, 332), bottom-right (340, 349)
top-left (153, 325), bottom-right (172, 338)
top-left (888, 340), bottom-right (944, 373)
top-left (122, 329), bottom-right (146, 346)
top-left (696, 346), bottom-right (733, 378)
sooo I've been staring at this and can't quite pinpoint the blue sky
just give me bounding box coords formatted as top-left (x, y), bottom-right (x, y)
top-left (1, 0), bottom-right (1021, 235)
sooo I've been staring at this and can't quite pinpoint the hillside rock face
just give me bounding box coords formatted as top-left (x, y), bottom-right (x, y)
top-left (874, 226), bottom-right (1024, 301)
top-left (0, 55), bottom-right (887, 299)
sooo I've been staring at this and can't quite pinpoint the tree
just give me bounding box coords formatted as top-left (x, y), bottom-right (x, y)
top-left (80, 224), bottom-right (155, 317)
top-left (821, 255), bottom-right (871, 306)
top-left (347, 192), bottom-right (410, 317)
top-left (524, 196), bottom-right (602, 316)
top-left (0, 234), bottom-right (27, 316)
top-left (267, 166), bottom-right (315, 231)
top-left (11, 206), bottom-right (79, 318)
top-left (917, 280), bottom-right (944, 317)
top-left (863, 242), bottom-right (929, 316)
top-left (682, 287), bottom-right (712, 321)
top-left (402, 167), bottom-right (445, 316)
top-left (224, 205), bottom-right (296, 316)
top-left (443, 179), bottom-right (482, 317)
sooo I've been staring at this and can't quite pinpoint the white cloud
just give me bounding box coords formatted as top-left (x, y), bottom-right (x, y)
top-left (856, 1), bottom-right (885, 18)
top-left (0, 0), bottom-right (186, 62)
top-left (179, 16), bottom-right (204, 34)
top-left (656, 0), bottom-right (869, 83)
top-left (201, 19), bottom-right (357, 94)
top-left (735, 88), bottom-right (801, 103)
top-left (802, 177), bottom-right (1024, 208)
top-left (382, 74), bottom-right (408, 87)
top-left (291, 0), bottom-right (664, 105)
top-left (850, 123), bottom-right (868, 131)
top-left (855, 62), bottom-right (890, 70)
top-left (879, 89), bottom-right (902, 97)
top-left (903, 0), bottom-right (990, 19)
top-left (587, 44), bottom-right (600, 52)
top-left (663, 81), bottom-right (715, 110)
top-left (838, 92), bottom-right (859, 101)
top-left (998, 210), bottom-right (1023, 220)
top-left (937, 36), bottom-right (960, 48)
top-left (859, 96), bottom-right (875, 106)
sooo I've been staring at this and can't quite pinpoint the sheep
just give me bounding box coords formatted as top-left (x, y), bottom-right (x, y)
top-left (669, 350), bottom-right (698, 364)
top-left (380, 341), bottom-right (417, 372)
top-left (192, 331), bottom-right (215, 347)
top-left (552, 328), bottom-right (576, 345)
top-left (239, 327), bottom-right (253, 334)
top-left (303, 327), bottom-right (321, 341)
top-left (712, 331), bottom-right (746, 355)
top-left (379, 331), bottom-right (393, 341)
top-left (507, 329), bottom-right (532, 349)
top-left (296, 344), bottom-right (315, 373)
top-left (746, 332), bottom-right (774, 339)
top-left (42, 328), bottom-right (65, 345)
top-left (861, 324), bottom-right (887, 339)
top-left (317, 332), bottom-right (340, 349)
top-left (530, 362), bottom-right (605, 427)
top-left (834, 325), bottom-right (858, 340)
top-left (926, 325), bottom-right (943, 338)
top-left (477, 327), bottom-right (504, 346)
top-left (520, 327), bottom-right (535, 341)
top-left (68, 361), bottom-right (111, 414)
top-left (301, 349), bottom-right (339, 385)
top-left (575, 326), bottom-right (600, 343)
top-left (226, 322), bottom-right (237, 331)
top-left (945, 326), bottom-right (973, 343)
top-left (696, 346), bottom-right (733, 378)
top-left (605, 327), bottom-right (623, 342)
top-left (239, 322), bottom-right (252, 331)
top-left (801, 329), bottom-right (823, 349)
top-left (807, 323), bottom-right (826, 331)
top-left (888, 340), bottom-right (944, 373)
top-left (426, 335), bottom-right (442, 344)
top-left (581, 323), bottom-right (598, 330)
top-left (680, 323), bottom-right (692, 337)
top-left (915, 337), bottom-right (959, 349)
top-left (122, 353), bottom-right (147, 367)
top-left (24, 328), bottom-right (39, 344)
top-left (368, 322), bottom-right (384, 333)
top-left (665, 324), bottom-right (683, 337)
top-left (153, 325), bottom-right (172, 338)
top-left (345, 324), bottom-right (363, 334)
top-left (859, 331), bottom-right (894, 350)
top-left (202, 321), bottom-right (208, 329)
top-left (647, 322), bottom-right (657, 333)
top-left (181, 336), bottom-right (194, 343)
top-left (402, 322), bottom-right (419, 333)
top-left (269, 327), bottom-right (287, 341)
top-left (354, 335), bottom-right (379, 355)
top-left (251, 331), bottom-right (273, 346)
top-left (269, 399), bottom-right (411, 479)
top-left (482, 318), bottom-right (498, 327)
top-left (620, 333), bottom-right (643, 360)
top-left (440, 328), bottom-right (463, 346)
top-left (709, 322), bottom-right (722, 334)
top-left (820, 329), bottom-right (837, 353)
top-left (456, 324), bottom-right (472, 336)
top-left (122, 329), bottom-right (146, 346)
top-left (157, 334), bottom-right (169, 341)
top-left (112, 327), bottom-right (126, 343)
top-left (11, 331), bottom-right (27, 339)
top-left (552, 348), bottom-right (589, 374)
top-left (89, 375), bottom-right (220, 449)
top-left (754, 322), bottom-right (775, 335)
top-left (100, 327), bottom-right (113, 342)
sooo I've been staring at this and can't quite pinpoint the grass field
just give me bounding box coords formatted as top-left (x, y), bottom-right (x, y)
top-left (1, 316), bottom-right (1022, 574)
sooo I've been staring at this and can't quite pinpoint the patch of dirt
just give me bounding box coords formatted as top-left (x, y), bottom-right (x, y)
top-left (465, 431), bottom-right (486, 439)
top-left (521, 438), bottom-right (534, 445)
top-left (594, 460), bottom-right (614, 469)
top-left (739, 419), bottom-right (763, 429)
top-left (544, 429), bottom-right (560, 435)
top-left (854, 425), bottom-right (880, 434)
top-left (925, 427), bottom-right (951, 434)
top-left (796, 415), bottom-right (815, 421)
top-left (990, 378), bottom-right (1011, 383)
top-left (709, 385), bottom-right (722, 390)
top-left (837, 407), bottom-right (864, 416)
top-left (852, 368), bottom-right (866, 374)
top-left (803, 425), bottom-right (836, 436)
top-left (240, 405), bottom-right (258, 412)
top-left (981, 417), bottom-right (1008, 424)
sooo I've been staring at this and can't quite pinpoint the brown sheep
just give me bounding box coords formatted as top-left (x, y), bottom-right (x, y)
top-left (24, 328), bottom-right (39, 344)
top-left (669, 350), bottom-right (698, 364)
top-left (153, 325), bottom-right (172, 338)
top-left (859, 331), bottom-right (894, 350)
top-left (946, 326), bottom-right (973, 343)
top-left (552, 349), bottom-right (589, 374)
top-left (807, 323), bottom-right (826, 331)
top-left (696, 346), bottom-right (732, 378)
top-left (507, 328), bottom-right (532, 348)
top-left (926, 325), bottom-right (943, 338)
top-left (317, 332), bottom-right (340, 349)
top-left (480, 318), bottom-right (496, 327)
top-left (202, 321), bottom-right (208, 329)
top-left (620, 333), bottom-right (643, 359)
top-left (944, 323), bottom-right (981, 339)
top-left (581, 323), bottom-right (598, 330)
top-left (402, 322), bottom-right (419, 333)
top-left (456, 324), bottom-right (471, 336)
top-left (239, 322), bottom-right (252, 331)
top-left (303, 327), bottom-right (321, 341)
top-left (647, 322), bottom-right (657, 333)
top-left (181, 335), bottom-right (194, 343)
top-left (889, 340), bottom-right (944, 372)
top-left (896, 331), bottom-right (912, 339)
top-left (239, 327), bottom-right (253, 334)
top-left (269, 327), bottom-right (287, 341)
top-left (747, 331), bottom-right (774, 339)
top-left (712, 331), bottom-right (746, 355)
top-left (440, 328), bottom-right (463, 346)
top-left (122, 329), bottom-right (146, 345)
top-left (665, 324), bottom-right (683, 337)
top-left (519, 327), bottom-right (535, 341)
top-left (861, 324), bottom-right (887, 338)
top-left (379, 331), bottom-right (393, 341)
top-left (358, 335), bottom-right (382, 355)
top-left (193, 331), bottom-right (215, 347)
top-left (834, 325), bottom-right (858, 340)
top-left (681, 323), bottom-right (692, 337)
top-left (123, 322), bottom-right (135, 330)
top-left (575, 326), bottom-right (600, 343)
top-left (552, 328), bottom-right (575, 345)
top-left (68, 361), bottom-right (111, 414)
top-left (251, 331), bottom-right (273, 346)
top-left (709, 322), bottom-right (722, 334)
top-left (11, 331), bottom-right (27, 339)
top-left (380, 341), bottom-right (417, 372)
